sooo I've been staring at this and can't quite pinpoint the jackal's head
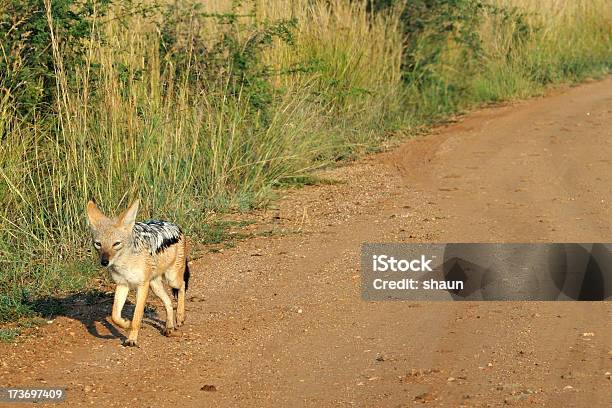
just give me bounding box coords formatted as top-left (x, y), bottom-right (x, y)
top-left (86, 200), bottom-right (139, 267)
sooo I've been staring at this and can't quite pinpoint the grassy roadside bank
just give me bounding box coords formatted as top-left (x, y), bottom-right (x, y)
top-left (1, 0), bottom-right (610, 331)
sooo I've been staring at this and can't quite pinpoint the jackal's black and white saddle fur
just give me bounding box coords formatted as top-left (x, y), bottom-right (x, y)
top-left (132, 220), bottom-right (182, 255)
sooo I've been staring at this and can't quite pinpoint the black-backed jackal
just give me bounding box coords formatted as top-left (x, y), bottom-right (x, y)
top-left (86, 200), bottom-right (190, 347)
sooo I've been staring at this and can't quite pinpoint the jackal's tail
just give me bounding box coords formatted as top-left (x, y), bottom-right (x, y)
top-left (172, 258), bottom-right (190, 300)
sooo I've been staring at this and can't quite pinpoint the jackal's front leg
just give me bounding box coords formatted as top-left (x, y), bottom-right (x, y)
top-left (111, 284), bottom-right (131, 329)
top-left (149, 278), bottom-right (175, 336)
top-left (124, 281), bottom-right (150, 347)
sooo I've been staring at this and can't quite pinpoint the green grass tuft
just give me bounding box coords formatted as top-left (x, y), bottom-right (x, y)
top-left (0, 328), bottom-right (20, 343)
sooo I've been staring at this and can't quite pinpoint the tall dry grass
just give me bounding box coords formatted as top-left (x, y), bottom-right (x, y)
top-left (472, 0), bottom-right (612, 100)
top-left (400, 0), bottom-right (611, 121)
top-left (0, 0), bottom-right (403, 321)
top-left (0, 0), bottom-right (610, 325)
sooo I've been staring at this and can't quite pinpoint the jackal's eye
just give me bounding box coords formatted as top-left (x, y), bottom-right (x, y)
top-left (113, 241), bottom-right (122, 248)
top-left (93, 241), bottom-right (101, 248)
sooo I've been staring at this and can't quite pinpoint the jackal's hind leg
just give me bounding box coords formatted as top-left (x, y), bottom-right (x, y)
top-left (176, 281), bottom-right (186, 327)
top-left (150, 278), bottom-right (175, 336)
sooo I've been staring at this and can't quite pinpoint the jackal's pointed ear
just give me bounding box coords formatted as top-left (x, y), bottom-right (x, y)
top-left (118, 199), bottom-right (139, 229)
top-left (86, 200), bottom-right (106, 227)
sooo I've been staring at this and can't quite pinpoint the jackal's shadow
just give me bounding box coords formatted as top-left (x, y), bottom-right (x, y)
top-left (27, 291), bottom-right (167, 342)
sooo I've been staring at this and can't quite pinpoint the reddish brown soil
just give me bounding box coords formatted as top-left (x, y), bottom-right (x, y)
top-left (1, 78), bottom-right (611, 407)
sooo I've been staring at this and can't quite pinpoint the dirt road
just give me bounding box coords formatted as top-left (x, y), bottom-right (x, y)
top-left (1, 79), bottom-right (611, 407)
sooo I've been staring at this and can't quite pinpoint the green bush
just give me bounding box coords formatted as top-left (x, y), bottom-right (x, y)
top-left (0, 0), bottom-right (109, 116)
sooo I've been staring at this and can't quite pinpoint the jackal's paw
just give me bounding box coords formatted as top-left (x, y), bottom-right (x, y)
top-left (162, 327), bottom-right (175, 337)
top-left (112, 317), bottom-right (131, 330)
top-left (122, 339), bottom-right (139, 347)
